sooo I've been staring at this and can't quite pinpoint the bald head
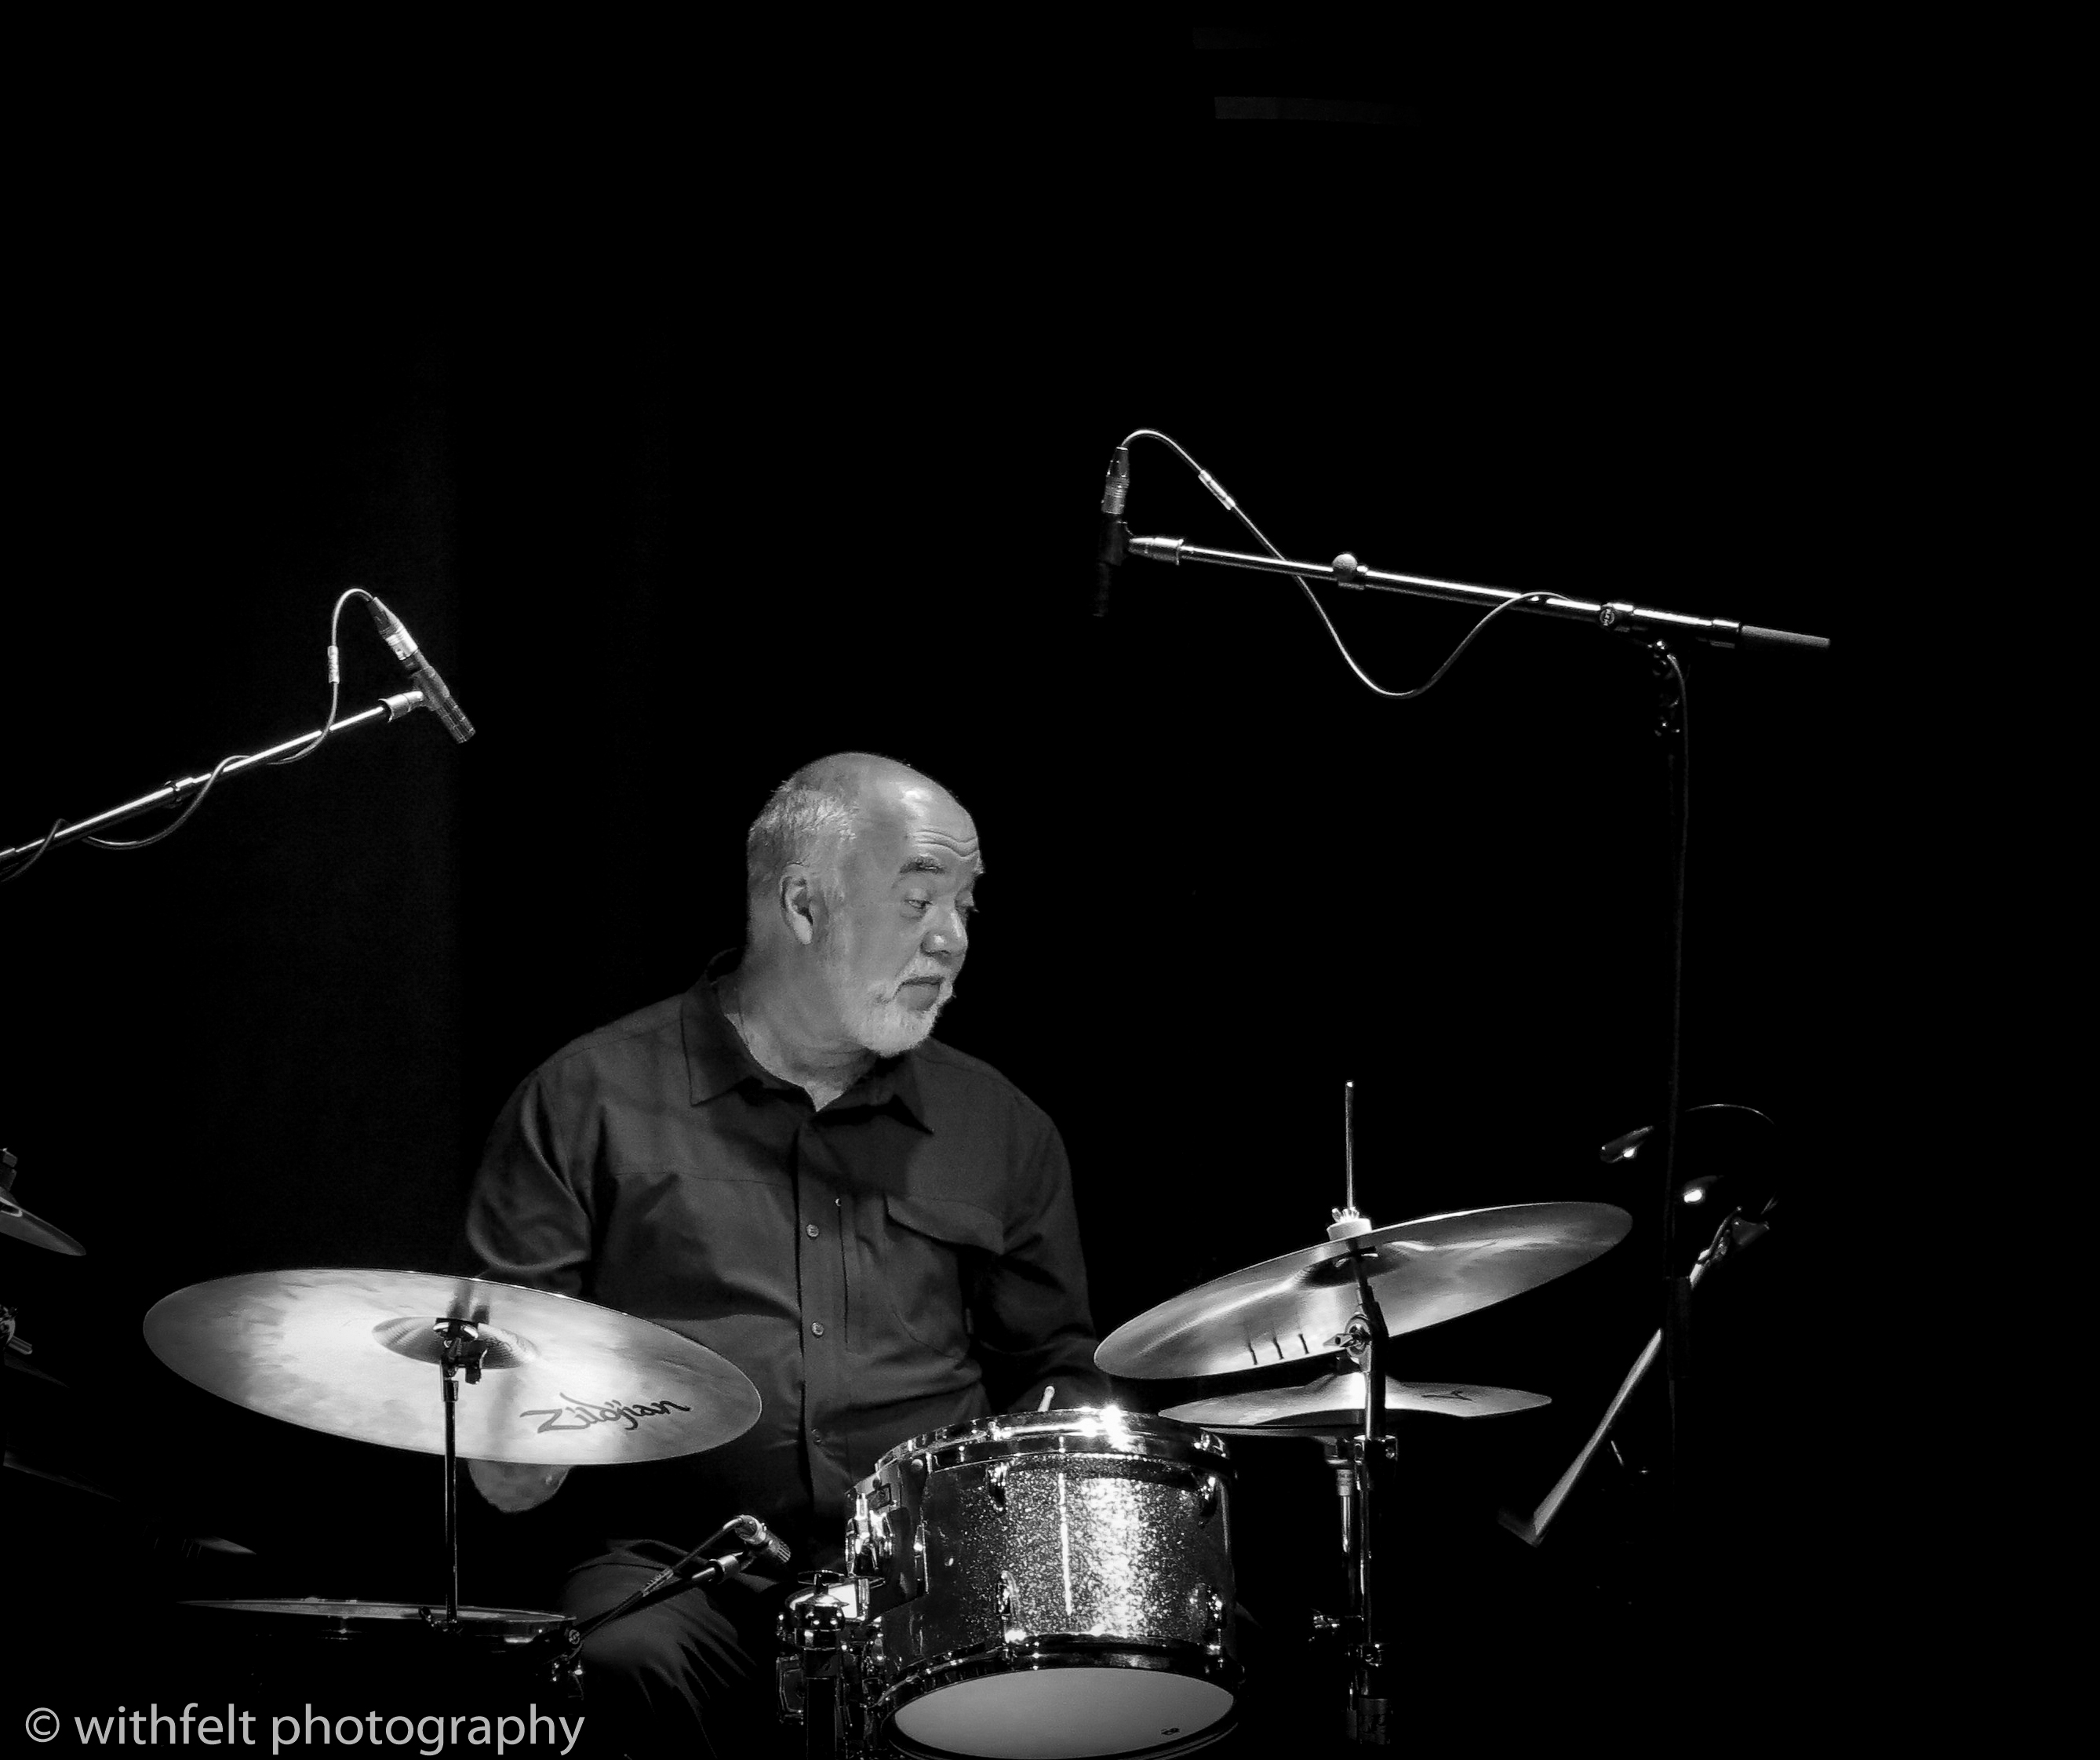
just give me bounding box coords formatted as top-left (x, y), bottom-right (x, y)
top-left (744, 752), bottom-right (971, 913)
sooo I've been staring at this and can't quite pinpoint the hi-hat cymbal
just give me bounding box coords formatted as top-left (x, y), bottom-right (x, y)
top-left (1163, 1372), bottom-right (1550, 1437)
top-left (1095, 1201), bottom-right (1632, 1381)
top-left (144, 1270), bottom-right (762, 1466)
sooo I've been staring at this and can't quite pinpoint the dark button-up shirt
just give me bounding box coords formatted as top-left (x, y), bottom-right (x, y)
top-left (464, 955), bottom-right (1108, 1560)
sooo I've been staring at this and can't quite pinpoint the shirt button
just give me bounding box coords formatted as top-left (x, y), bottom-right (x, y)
top-left (809, 1430), bottom-right (824, 1445)
top-left (806, 1223), bottom-right (821, 1238)
top-left (810, 1321), bottom-right (826, 1337)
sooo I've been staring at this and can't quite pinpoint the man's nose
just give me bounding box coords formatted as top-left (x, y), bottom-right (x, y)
top-left (921, 902), bottom-right (968, 958)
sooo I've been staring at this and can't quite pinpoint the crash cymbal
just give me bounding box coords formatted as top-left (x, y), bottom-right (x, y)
top-left (1163, 1372), bottom-right (1549, 1437)
top-left (0, 1190), bottom-right (85, 1255)
top-left (144, 1270), bottom-right (761, 1467)
top-left (1095, 1201), bottom-right (1632, 1381)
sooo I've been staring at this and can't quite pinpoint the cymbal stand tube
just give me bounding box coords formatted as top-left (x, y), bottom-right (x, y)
top-left (1343, 1081), bottom-right (1356, 1216)
top-left (442, 1371), bottom-right (460, 1623)
top-left (435, 1320), bottom-right (486, 1630)
top-left (1345, 1254), bottom-right (1394, 1746)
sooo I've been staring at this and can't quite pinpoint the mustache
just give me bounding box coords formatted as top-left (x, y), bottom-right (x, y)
top-left (883, 967), bottom-right (955, 1000)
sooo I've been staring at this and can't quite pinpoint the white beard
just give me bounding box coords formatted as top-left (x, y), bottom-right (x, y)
top-left (849, 987), bottom-right (945, 1056)
top-left (821, 933), bottom-right (954, 1056)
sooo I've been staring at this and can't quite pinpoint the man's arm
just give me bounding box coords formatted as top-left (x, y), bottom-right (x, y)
top-left (971, 1120), bottom-right (1114, 1413)
top-left (463, 1069), bottom-right (596, 1512)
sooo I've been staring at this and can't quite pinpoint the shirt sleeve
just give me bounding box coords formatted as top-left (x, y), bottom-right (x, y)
top-left (464, 1069), bottom-right (595, 1296)
top-left (970, 1115), bottom-right (1114, 1413)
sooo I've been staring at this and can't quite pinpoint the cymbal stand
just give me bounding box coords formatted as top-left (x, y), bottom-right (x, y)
top-left (432, 1319), bottom-right (487, 1628)
top-left (1339, 1255), bottom-right (1396, 1744)
top-left (1323, 1080), bottom-right (1397, 1746)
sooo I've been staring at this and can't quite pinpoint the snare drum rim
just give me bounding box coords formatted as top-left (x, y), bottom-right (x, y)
top-left (868, 1409), bottom-right (1231, 1483)
top-left (875, 1638), bottom-right (1240, 1760)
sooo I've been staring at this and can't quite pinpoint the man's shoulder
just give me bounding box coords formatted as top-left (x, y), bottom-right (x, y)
top-left (530, 990), bottom-right (692, 1083)
top-left (912, 1037), bottom-right (1055, 1134)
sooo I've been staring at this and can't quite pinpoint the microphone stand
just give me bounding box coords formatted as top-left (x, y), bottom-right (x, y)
top-left (1499, 1200), bottom-right (1773, 1547)
top-left (1118, 536), bottom-right (1830, 654)
top-left (0, 691), bottom-right (430, 871)
top-left (1120, 530), bottom-right (1827, 1672)
top-left (575, 1522), bottom-right (771, 1640)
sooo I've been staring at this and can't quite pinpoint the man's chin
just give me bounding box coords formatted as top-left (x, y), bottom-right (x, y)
top-left (856, 999), bottom-right (942, 1057)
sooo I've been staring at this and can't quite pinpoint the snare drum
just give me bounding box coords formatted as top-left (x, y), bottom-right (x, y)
top-left (849, 1409), bottom-right (1238, 1758)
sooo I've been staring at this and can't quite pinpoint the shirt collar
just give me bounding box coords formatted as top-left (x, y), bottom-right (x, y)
top-left (682, 950), bottom-right (930, 1128)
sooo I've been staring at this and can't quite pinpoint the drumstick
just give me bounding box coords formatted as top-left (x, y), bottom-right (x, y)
top-left (1038, 1386), bottom-right (1055, 1412)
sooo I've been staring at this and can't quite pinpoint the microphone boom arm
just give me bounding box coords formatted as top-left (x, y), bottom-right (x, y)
top-left (0, 691), bottom-right (428, 870)
top-left (1126, 535), bottom-right (1829, 654)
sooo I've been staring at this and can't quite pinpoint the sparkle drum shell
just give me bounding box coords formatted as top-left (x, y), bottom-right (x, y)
top-left (850, 1409), bottom-right (1239, 1759)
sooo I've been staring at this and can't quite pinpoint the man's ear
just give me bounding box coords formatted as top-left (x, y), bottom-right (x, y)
top-left (778, 865), bottom-right (820, 946)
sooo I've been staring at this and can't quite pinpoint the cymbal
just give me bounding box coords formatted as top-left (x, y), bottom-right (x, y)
top-left (1095, 1202), bottom-right (1632, 1381)
top-left (1163, 1372), bottom-right (1549, 1437)
top-left (0, 1190), bottom-right (85, 1255)
top-left (144, 1270), bottom-right (762, 1466)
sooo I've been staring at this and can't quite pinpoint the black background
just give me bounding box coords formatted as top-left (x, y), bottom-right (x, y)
top-left (5, 27), bottom-right (1862, 1746)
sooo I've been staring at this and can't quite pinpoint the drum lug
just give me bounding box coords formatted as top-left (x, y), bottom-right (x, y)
top-left (1196, 1473), bottom-right (1222, 1520)
top-left (1203, 1591), bottom-right (1228, 1658)
top-left (985, 1460), bottom-right (1009, 1510)
top-left (999, 1571), bottom-right (1029, 1645)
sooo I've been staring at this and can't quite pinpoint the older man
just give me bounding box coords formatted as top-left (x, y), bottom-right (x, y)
top-left (464, 752), bottom-right (1108, 1756)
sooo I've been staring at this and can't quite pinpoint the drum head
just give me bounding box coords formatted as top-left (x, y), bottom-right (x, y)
top-left (891, 1666), bottom-right (1234, 1758)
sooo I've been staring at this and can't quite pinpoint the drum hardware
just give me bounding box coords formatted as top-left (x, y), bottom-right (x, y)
top-left (777, 1574), bottom-right (874, 1759)
top-left (1338, 1229), bottom-right (1397, 1747)
top-left (143, 1269), bottom-right (761, 1669)
top-left (1097, 1088), bottom-right (1622, 1746)
top-left (808, 1408), bottom-right (1242, 1758)
top-left (435, 1317), bottom-right (486, 1625)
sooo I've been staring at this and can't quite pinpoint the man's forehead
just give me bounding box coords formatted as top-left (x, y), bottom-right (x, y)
top-left (855, 784), bottom-right (981, 873)
top-left (900, 815), bottom-right (982, 876)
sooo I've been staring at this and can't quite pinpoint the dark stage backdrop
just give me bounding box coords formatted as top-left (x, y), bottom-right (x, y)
top-left (3, 114), bottom-right (1846, 1734)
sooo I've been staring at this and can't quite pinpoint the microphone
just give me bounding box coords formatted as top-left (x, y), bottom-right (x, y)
top-left (730, 1514), bottom-right (793, 1570)
top-left (366, 596), bottom-right (475, 744)
top-left (1094, 445), bottom-right (1130, 618)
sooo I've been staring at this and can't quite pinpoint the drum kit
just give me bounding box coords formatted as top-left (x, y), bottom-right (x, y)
top-left (5, 1102), bottom-right (1634, 1758)
top-left (788, 1179), bottom-right (1630, 1758)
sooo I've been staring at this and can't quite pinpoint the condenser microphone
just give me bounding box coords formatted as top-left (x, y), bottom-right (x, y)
top-left (366, 596), bottom-right (476, 744)
top-left (1093, 445), bottom-right (1130, 618)
top-left (730, 1515), bottom-right (792, 1569)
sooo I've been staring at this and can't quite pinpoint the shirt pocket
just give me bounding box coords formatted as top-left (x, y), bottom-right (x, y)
top-left (874, 1190), bottom-right (1005, 1358)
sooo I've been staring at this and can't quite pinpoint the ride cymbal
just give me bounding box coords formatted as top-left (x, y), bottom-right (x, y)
top-left (144, 1270), bottom-right (761, 1466)
top-left (1096, 1201), bottom-right (1631, 1380)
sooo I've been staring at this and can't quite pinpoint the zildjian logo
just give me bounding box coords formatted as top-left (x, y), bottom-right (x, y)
top-left (519, 1394), bottom-right (694, 1434)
